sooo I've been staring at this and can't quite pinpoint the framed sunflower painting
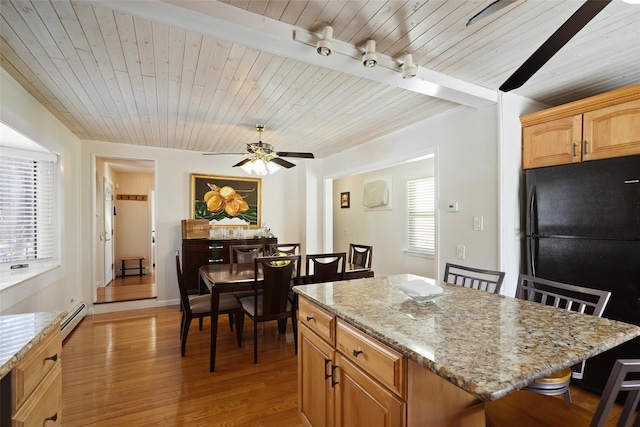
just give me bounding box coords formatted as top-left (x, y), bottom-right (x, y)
top-left (190, 174), bottom-right (261, 227)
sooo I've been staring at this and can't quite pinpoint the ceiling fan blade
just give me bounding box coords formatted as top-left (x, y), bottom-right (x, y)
top-left (276, 151), bottom-right (315, 159)
top-left (466, 0), bottom-right (517, 27)
top-left (203, 152), bottom-right (244, 155)
top-left (499, 0), bottom-right (611, 92)
top-left (232, 158), bottom-right (251, 167)
top-left (270, 157), bottom-right (296, 169)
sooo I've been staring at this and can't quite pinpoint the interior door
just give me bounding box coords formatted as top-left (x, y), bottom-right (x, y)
top-left (104, 178), bottom-right (114, 285)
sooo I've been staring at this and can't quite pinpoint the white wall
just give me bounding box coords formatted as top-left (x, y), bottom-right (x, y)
top-left (0, 69), bottom-right (82, 315)
top-left (333, 158), bottom-right (436, 278)
top-left (324, 104), bottom-right (501, 282)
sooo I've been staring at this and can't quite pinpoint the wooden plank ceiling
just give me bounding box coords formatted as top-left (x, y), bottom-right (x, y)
top-left (1, 0), bottom-right (639, 159)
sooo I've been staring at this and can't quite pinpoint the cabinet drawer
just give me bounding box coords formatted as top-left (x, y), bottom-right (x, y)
top-left (298, 298), bottom-right (335, 345)
top-left (13, 362), bottom-right (62, 427)
top-left (12, 327), bottom-right (61, 411)
top-left (336, 319), bottom-right (405, 398)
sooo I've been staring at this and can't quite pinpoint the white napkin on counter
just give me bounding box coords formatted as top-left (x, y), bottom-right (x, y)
top-left (396, 279), bottom-right (443, 296)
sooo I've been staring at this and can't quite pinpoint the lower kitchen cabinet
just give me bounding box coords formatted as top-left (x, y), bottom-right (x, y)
top-left (297, 298), bottom-right (406, 427)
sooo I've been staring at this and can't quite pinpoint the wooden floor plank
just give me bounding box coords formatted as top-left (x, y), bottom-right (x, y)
top-left (61, 305), bottom-right (620, 426)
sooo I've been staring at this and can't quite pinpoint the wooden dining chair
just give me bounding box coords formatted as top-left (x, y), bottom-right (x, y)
top-left (268, 243), bottom-right (300, 256)
top-left (485, 359), bottom-right (640, 427)
top-left (236, 255), bottom-right (302, 363)
top-left (348, 244), bottom-right (373, 269)
top-left (229, 243), bottom-right (265, 265)
top-left (305, 252), bottom-right (346, 284)
top-left (443, 263), bottom-right (505, 294)
top-left (175, 252), bottom-right (242, 356)
top-left (516, 274), bottom-right (611, 402)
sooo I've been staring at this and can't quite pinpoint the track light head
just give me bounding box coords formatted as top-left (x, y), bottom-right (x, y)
top-left (402, 53), bottom-right (417, 79)
top-left (362, 40), bottom-right (377, 67)
top-left (316, 25), bottom-right (333, 56)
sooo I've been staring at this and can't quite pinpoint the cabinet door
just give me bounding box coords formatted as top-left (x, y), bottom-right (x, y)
top-left (334, 354), bottom-right (405, 427)
top-left (583, 98), bottom-right (640, 161)
top-left (522, 115), bottom-right (582, 169)
top-left (299, 324), bottom-right (335, 427)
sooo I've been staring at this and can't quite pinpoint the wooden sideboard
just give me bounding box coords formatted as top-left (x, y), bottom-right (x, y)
top-left (181, 237), bottom-right (277, 293)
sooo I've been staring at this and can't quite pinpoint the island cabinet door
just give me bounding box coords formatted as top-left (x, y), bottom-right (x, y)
top-left (334, 354), bottom-right (406, 427)
top-left (298, 324), bottom-right (335, 427)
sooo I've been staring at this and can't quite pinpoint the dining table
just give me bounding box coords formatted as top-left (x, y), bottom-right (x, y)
top-left (199, 261), bottom-right (374, 372)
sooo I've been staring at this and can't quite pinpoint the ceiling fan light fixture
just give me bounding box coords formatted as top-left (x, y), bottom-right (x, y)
top-left (316, 25), bottom-right (333, 56)
top-left (362, 40), bottom-right (377, 67)
top-left (401, 53), bottom-right (417, 79)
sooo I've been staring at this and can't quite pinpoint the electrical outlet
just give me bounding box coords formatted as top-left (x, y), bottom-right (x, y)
top-left (473, 216), bottom-right (484, 231)
top-left (456, 244), bottom-right (465, 260)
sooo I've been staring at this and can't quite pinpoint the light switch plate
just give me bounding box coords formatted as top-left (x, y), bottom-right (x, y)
top-left (456, 244), bottom-right (465, 260)
top-left (473, 216), bottom-right (483, 231)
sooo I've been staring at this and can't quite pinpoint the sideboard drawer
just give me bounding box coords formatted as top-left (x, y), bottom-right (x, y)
top-left (13, 362), bottom-right (62, 427)
top-left (298, 297), bottom-right (335, 345)
top-left (336, 319), bottom-right (405, 398)
top-left (12, 327), bottom-right (61, 411)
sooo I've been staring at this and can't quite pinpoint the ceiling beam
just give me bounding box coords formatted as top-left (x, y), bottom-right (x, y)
top-left (91, 0), bottom-right (497, 108)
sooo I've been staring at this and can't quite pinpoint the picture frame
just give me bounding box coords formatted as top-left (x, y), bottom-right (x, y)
top-left (190, 174), bottom-right (261, 227)
top-left (340, 191), bottom-right (350, 209)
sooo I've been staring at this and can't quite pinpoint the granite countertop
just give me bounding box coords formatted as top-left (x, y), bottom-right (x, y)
top-left (293, 274), bottom-right (640, 402)
top-left (0, 311), bottom-right (66, 379)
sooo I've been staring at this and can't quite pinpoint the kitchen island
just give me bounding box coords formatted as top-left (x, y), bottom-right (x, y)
top-left (0, 311), bottom-right (66, 426)
top-left (294, 274), bottom-right (640, 427)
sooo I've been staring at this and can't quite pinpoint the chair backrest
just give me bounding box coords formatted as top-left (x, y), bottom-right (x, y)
top-left (517, 273), bottom-right (612, 379)
top-left (590, 359), bottom-right (640, 427)
top-left (229, 244), bottom-right (265, 264)
top-left (516, 274), bottom-right (611, 316)
top-left (268, 243), bottom-right (300, 256)
top-left (254, 255), bottom-right (301, 319)
top-left (444, 263), bottom-right (505, 294)
top-left (305, 252), bottom-right (346, 284)
top-left (175, 252), bottom-right (192, 316)
top-left (348, 244), bottom-right (373, 269)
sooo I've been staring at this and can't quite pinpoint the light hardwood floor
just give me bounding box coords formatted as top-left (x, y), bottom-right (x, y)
top-left (95, 268), bottom-right (157, 304)
top-left (61, 306), bottom-right (621, 426)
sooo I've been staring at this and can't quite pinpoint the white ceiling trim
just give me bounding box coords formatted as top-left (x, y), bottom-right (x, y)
top-left (90, 0), bottom-right (497, 108)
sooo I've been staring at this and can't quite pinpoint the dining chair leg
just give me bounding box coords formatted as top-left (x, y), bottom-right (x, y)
top-left (180, 311), bottom-right (186, 341)
top-left (181, 318), bottom-right (191, 357)
top-left (198, 317), bottom-right (203, 331)
top-left (234, 311), bottom-right (244, 348)
top-left (253, 318), bottom-right (259, 364)
top-left (228, 313), bottom-right (234, 331)
top-left (277, 318), bottom-right (287, 334)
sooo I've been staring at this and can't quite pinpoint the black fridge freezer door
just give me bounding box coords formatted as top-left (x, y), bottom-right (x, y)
top-left (524, 155), bottom-right (640, 239)
top-left (528, 236), bottom-right (640, 393)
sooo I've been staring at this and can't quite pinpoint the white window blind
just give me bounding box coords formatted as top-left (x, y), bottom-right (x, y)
top-left (407, 177), bottom-right (435, 254)
top-left (0, 154), bottom-right (55, 263)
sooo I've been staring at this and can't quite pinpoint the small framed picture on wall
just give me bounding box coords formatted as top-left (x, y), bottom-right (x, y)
top-left (340, 192), bottom-right (350, 209)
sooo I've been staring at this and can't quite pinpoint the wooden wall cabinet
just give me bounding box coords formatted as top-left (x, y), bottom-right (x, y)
top-left (181, 237), bottom-right (277, 293)
top-left (4, 327), bottom-right (63, 427)
top-left (521, 84), bottom-right (640, 169)
top-left (297, 298), bottom-right (406, 427)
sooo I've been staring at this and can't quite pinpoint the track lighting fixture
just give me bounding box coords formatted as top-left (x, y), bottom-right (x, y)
top-left (401, 53), bottom-right (417, 79)
top-left (316, 25), bottom-right (333, 56)
top-left (362, 40), bottom-right (377, 67)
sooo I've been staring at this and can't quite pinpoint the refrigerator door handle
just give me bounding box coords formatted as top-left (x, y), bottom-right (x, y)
top-left (528, 186), bottom-right (537, 275)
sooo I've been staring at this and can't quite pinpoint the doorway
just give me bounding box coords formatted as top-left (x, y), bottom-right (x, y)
top-left (94, 157), bottom-right (157, 304)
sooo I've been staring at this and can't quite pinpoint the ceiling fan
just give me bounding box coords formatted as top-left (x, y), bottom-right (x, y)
top-left (469, 0), bottom-right (612, 92)
top-left (205, 125), bottom-right (314, 175)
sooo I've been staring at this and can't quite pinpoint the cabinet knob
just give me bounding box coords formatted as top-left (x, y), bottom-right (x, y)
top-left (353, 349), bottom-right (363, 357)
top-left (306, 316), bottom-right (314, 322)
top-left (44, 353), bottom-right (58, 362)
top-left (572, 142), bottom-right (577, 158)
top-left (583, 140), bottom-right (588, 154)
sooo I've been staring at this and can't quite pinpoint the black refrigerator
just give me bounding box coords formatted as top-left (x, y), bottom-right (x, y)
top-left (523, 154), bottom-right (640, 394)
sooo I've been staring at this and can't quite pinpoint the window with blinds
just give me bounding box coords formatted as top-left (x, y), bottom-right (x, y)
top-left (407, 177), bottom-right (435, 254)
top-left (0, 153), bottom-right (56, 264)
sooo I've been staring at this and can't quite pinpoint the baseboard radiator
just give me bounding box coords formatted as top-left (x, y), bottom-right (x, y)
top-left (61, 301), bottom-right (88, 340)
